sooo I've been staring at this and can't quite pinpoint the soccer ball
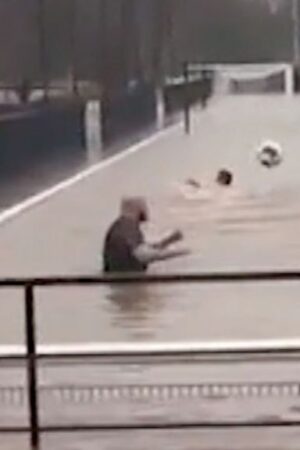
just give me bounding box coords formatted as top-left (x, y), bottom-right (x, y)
top-left (257, 141), bottom-right (283, 168)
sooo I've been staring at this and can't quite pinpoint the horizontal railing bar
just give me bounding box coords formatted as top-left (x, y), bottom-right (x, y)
top-left (35, 421), bottom-right (300, 432)
top-left (0, 427), bottom-right (29, 433)
top-left (185, 62), bottom-right (290, 71)
top-left (2, 421), bottom-right (300, 434)
top-left (1, 271), bottom-right (300, 287)
top-left (2, 340), bottom-right (300, 360)
top-left (0, 84), bottom-right (83, 90)
top-left (36, 355), bottom-right (300, 366)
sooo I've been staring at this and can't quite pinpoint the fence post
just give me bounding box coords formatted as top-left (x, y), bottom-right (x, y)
top-left (85, 100), bottom-right (103, 164)
top-left (156, 87), bottom-right (165, 130)
top-left (183, 62), bottom-right (191, 134)
top-left (25, 284), bottom-right (40, 450)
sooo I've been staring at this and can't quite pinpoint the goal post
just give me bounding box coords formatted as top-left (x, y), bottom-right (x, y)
top-left (165, 62), bottom-right (294, 135)
top-left (176, 62), bottom-right (294, 134)
top-left (187, 63), bottom-right (294, 97)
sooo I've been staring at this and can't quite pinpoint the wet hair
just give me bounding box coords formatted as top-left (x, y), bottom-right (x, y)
top-left (216, 169), bottom-right (233, 187)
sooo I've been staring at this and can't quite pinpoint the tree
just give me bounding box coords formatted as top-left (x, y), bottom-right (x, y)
top-left (0, 0), bottom-right (294, 90)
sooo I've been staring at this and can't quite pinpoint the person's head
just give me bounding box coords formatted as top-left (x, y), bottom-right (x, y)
top-left (216, 169), bottom-right (233, 187)
top-left (121, 197), bottom-right (149, 223)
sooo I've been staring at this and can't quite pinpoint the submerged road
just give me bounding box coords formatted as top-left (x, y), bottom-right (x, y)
top-left (0, 96), bottom-right (299, 344)
top-left (0, 96), bottom-right (299, 448)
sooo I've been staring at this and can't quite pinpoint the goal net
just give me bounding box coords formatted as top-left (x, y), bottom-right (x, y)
top-left (188, 63), bottom-right (294, 97)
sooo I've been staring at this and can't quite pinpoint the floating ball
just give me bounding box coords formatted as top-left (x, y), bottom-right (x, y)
top-left (257, 141), bottom-right (283, 168)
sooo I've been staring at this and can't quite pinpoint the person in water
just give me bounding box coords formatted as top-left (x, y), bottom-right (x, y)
top-left (178, 169), bottom-right (233, 198)
top-left (103, 197), bottom-right (189, 273)
top-left (216, 169), bottom-right (233, 187)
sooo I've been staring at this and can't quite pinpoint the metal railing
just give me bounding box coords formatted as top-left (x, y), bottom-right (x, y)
top-left (2, 270), bottom-right (300, 449)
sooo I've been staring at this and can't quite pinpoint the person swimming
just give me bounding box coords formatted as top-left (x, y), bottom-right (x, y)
top-left (177, 169), bottom-right (234, 199)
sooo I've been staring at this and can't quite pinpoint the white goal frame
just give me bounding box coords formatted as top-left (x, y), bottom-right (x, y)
top-left (187, 62), bottom-right (294, 96)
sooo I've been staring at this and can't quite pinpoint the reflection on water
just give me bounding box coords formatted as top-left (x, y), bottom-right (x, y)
top-left (106, 284), bottom-right (163, 338)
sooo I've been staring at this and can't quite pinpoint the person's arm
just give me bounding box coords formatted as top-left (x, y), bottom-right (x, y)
top-left (134, 244), bottom-right (190, 265)
top-left (151, 230), bottom-right (184, 250)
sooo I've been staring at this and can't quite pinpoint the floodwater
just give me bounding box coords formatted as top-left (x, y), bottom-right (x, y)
top-left (1, 96), bottom-right (300, 448)
top-left (0, 95), bottom-right (300, 345)
top-left (0, 96), bottom-right (300, 345)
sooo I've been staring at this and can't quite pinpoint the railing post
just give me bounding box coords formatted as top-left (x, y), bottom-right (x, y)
top-left (183, 61), bottom-right (191, 135)
top-left (25, 284), bottom-right (40, 450)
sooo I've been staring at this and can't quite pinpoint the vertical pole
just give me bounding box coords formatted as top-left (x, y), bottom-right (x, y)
top-left (292, 0), bottom-right (300, 65)
top-left (37, 0), bottom-right (48, 101)
top-left (156, 87), bottom-right (165, 130)
top-left (183, 62), bottom-right (190, 135)
top-left (25, 284), bottom-right (40, 450)
top-left (70, 0), bottom-right (78, 96)
top-left (85, 100), bottom-right (103, 163)
top-left (286, 64), bottom-right (294, 95)
top-left (98, 0), bottom-right (108, 96)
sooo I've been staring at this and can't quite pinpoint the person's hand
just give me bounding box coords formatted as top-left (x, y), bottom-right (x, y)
top-left (152, 230), bottom-right (184, 250)
top-left (185, 178), bottom-right (201, 189)
top-left (175, 247), bottom-right (191, 257)
top-left (168, 247), bottom-right (191, 260)
top-left (168, 229), bottom-right (184, 245)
